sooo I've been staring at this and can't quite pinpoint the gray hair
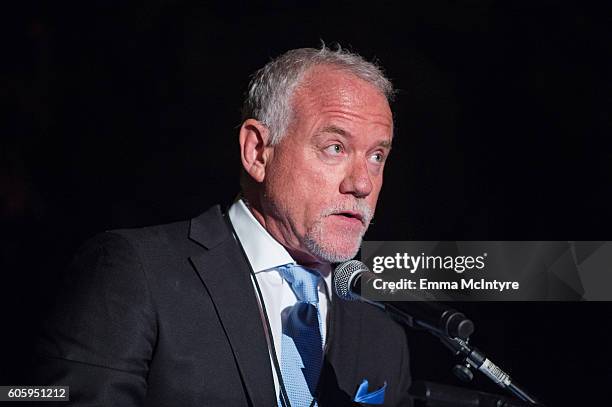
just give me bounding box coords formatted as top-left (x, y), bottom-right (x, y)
top-left (241, 44), bottom-right (395, 145)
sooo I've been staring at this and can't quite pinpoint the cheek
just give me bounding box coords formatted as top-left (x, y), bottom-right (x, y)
top-left (291, 170), bottom-right (331, 215)
top-left (264, 157), bottom-right (322, 221)
top-left (282, 152), bottom-right (335, 196)
top-left (303, 167), bottom-right (345, 206)
top-left (266, 146), bottom-right (362, 221)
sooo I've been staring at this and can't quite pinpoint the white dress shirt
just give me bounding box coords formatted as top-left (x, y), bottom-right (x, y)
top-left (227, 198), bottom-right (332, 397)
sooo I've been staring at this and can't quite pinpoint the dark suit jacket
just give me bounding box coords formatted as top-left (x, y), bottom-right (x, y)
top-left (36, 205), bottom-right (412, 406)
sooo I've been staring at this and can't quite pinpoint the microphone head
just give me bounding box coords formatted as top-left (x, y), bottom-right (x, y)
top-left (333, 260), bottom-right (369, 301)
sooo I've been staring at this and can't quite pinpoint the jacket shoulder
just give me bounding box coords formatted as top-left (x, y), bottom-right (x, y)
top-left (105, 204), bottom-right (227, 255)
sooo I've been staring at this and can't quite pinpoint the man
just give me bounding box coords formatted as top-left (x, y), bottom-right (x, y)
top-left (37, 46), bottom-right (412, 406)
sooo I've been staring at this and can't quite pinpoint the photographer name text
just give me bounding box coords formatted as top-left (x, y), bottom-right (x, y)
top-left (373, 278), bottom-right (520, 292)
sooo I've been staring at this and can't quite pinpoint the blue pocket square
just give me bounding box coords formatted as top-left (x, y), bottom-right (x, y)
top-left (353, 378), bottom-right (387, 405)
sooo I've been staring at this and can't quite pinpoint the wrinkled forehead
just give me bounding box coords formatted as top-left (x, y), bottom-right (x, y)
top-left (291, 66), bottom-right (394, 128)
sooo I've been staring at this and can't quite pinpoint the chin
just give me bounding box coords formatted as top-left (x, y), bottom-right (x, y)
top-left (304, 233), bottom-right (363, 263)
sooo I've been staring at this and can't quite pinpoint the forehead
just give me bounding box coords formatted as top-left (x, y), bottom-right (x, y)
top-left (291, 66), bottom-right (393, 129)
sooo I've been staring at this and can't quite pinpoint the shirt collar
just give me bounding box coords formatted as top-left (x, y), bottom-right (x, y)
top-left (228, 198), bottom-right (295, 273)
top-left (227, 198), bottom-right (333, 299)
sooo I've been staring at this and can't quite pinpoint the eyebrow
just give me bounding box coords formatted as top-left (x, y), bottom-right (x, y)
top-left (319, 125), bottom-right (393, 149)
top-left (320, 125), bottom-right (350, 137)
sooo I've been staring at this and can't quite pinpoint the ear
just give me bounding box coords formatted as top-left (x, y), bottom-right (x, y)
top-left (239, 119), bottom-right (273, 183)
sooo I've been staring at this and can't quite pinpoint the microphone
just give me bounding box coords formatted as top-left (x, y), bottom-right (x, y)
top-left (333, 260), bottom-right (475, 340)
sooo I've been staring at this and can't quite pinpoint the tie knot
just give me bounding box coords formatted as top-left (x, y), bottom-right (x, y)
top-left (278, 264), bottom-right (321, 303)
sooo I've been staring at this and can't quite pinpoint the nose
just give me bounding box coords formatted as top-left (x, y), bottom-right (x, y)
top-left (339, 158), bottom-right (373, 198)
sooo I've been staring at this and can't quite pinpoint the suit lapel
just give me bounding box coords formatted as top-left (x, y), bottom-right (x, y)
top-left (189, 206), bottom-right (277, 407)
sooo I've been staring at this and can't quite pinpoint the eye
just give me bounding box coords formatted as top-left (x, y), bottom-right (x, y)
top-left (324, 144), bottom-right (344, 155)
top-left (370, 151), bottom-right (385, 163)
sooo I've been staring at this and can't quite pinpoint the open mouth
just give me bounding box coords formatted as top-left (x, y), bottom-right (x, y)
top-left (333, 211), bottom-right (364, 224)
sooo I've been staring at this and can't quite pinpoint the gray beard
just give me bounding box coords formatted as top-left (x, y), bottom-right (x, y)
top-left (303, 220), bottom-right (366, 263)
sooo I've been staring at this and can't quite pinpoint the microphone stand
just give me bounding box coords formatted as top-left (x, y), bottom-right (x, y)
top-left (435, 334), bottom-right (543, 406)
top-left (332, 262), bottom-right (544, 405)
top-left (383, 303), bottom-right (543, 406)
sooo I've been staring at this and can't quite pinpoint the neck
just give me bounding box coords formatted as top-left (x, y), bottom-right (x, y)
top-left (240, 192), bottom-right (331, 275)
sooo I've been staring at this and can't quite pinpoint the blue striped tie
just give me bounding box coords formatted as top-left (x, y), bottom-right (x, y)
top-left (277, 264), bottom-right (324, 407)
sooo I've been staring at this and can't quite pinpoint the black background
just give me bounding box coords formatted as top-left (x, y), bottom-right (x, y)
top-left (2, 1), bottom-right (611, 405)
